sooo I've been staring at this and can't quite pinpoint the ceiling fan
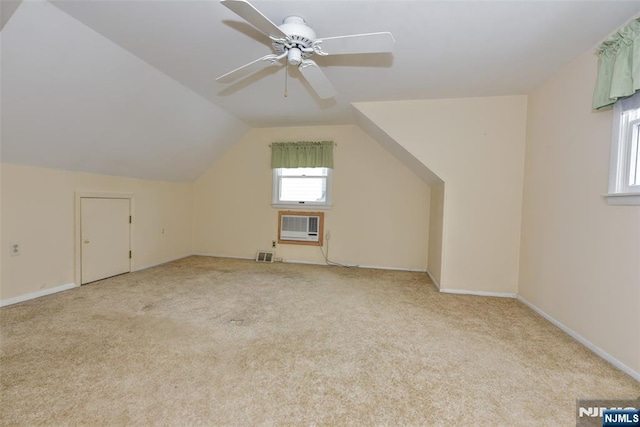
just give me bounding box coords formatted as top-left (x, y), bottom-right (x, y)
top-left (216, 0), bottom-right (395, 99)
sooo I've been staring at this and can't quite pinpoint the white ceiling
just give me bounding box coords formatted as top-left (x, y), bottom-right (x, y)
top-left (1, 0), bottom-right (638, 181)
top-left (48, 0), bottom-right (639, 127)
top-left (1, 0), bottom-right (248, 181)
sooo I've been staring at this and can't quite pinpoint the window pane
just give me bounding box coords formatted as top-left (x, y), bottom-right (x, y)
top-left (280, 177), bottom-right (326, 202)
top-left (630, 123), bottom-right (640, 186)
top-left (280, 167), bottom-right (328, 177)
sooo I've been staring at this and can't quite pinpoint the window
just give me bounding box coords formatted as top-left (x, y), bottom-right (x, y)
top-left (627, 118), bottom-right (640, 187)
top-left (270, 141), bottom-right (334, 208)
top-left (272, 167), bottom-right (332, 208)
top-left (606, 91), bottom-right (640, 205)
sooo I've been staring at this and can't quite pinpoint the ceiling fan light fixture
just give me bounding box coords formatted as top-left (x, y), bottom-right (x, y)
top-left (287, 48), bottom-right (303, 66)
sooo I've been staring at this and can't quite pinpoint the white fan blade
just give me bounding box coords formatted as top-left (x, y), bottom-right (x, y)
top-left (221, 0), bottom-right (288, 40)
top-left (315, 32), bottom-right (395, 55)
top-left (216, 54), bottom-right (282, 83)
top-left (298, 60), bottom-right (336, 99)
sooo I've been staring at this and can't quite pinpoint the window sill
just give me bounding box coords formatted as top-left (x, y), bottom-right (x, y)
top-left (603, 192), bottom-right (640, 206)
top-left (272, 204), bottom-right (333, 210)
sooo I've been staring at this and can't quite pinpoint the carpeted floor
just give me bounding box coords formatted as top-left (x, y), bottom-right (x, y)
top-left (1, 256), bottom-right (638, 426)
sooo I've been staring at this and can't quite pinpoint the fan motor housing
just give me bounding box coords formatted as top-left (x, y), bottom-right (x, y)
top-left (273, 15), bottom-right (316, 59)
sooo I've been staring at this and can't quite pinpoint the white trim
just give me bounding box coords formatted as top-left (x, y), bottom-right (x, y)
top-left (272, 204), bottom-right (333, 210)
top-left (134, 255), bottom-right (193, 272)
top-left (282, 258), bottom-right (326, 266)
top-left (285, 259), bottom-right (426, 272)
top-left (518, 295), bottom-right (640, 382)
top-left (603, 192), bottom-right (640, 206)
top-left (74, 192), bottom-right (135, 199)
top-left (194, 253), bottom-right (427, 272)
top-left (357, 264), bottom-right (426, 273)
top-left (426, 269), bottom-right (440, 289)
top-left (439, 288), bottom-right (517, 298)
top-left (0, 283), bottom-right (78, 307)
top-left (193, 253), bottom-right (255, 261)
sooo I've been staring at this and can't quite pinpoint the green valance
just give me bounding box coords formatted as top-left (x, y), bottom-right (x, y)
top-left (593, 17), bottom-right (640, 110)
top-left (271, 141), bottom-right (334, 169)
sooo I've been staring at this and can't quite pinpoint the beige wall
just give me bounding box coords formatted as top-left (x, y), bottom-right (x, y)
top-left (428, 183), bottom-right (445, 287)
top-left (0, 162), bottom-right (3, 294)
top-left (519, 50), bottom-right (640, 374)
top-left (1, 163), bottom-right (193, 302)
top-left (354, 95), bottom-right (528, 294)
top-left (193, 125), bottom-right (431, 270)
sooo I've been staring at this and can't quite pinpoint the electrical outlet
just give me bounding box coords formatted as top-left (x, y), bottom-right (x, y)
top-left (10, 242), bottom-right (21, 256)
top-left (272, 240), bottom-right (276, 248)
top-left (325, 230), bottom-right (331, 241)
top-left (161, 228), bottom-right (165, 235)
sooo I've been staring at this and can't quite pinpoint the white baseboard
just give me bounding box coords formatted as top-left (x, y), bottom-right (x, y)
top-left (0, 283), bottom-right (78, 308)
top-left (426, 269), bottom-right (440, 289)
top-left (279, 258), bottom-right (426, 272)
top-left (135, 254), bottom-right (193, 272)
top-left (440, 288), bottom-right (517, 298)
top-left (282, 258), bottom-right (326, 266)
top-left (357, 264), bottom-right (426, 273)
top-left (193, 253), bottom-right (255, 261)
top-left (518, 295), bottom-right (640, 382)
top-left (194, 253), bottom-right (426, 272)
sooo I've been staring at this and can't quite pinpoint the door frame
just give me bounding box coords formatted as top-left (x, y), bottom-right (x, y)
top-left (75, 192), bottom-right (135, 286)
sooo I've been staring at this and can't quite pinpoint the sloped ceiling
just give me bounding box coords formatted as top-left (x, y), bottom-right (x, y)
top-left (0, 0), bottom-right (22, 31)
top-left (1, 0), bottom-right (248, 182)
top-left (1, 0), bottom-right (638, 182)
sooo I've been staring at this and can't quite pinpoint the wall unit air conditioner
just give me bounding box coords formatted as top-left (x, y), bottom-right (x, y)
top-left (278, 211), bottom-right (324, 245)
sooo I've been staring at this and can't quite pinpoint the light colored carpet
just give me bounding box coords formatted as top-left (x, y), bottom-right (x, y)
top-left (1, 256), bottom-right (638, 426)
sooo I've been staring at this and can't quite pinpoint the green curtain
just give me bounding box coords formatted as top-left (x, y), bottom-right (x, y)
top-left (271, 141), bottom-right (334, 169)
top-left (593, 17), bottom-right (640, 110)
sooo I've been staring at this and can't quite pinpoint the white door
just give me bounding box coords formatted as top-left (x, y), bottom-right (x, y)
top-left (81, 197), bottom-right (131, 284)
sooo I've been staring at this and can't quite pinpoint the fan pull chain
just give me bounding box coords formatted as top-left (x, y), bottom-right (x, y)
top-left (284, 61), bottom-right (288, 98)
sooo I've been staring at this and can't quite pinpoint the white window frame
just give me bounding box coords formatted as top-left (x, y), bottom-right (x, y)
top-left (604, 91), bottom-right (640, 206)
top-left (272, 167), bottom-right (333, 209)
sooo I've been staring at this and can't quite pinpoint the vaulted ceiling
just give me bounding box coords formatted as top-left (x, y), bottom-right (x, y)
top-left (1, 0), bottom-right (638, 181)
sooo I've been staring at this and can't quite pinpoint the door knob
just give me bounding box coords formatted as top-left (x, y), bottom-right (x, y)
top-left (84, 240), bottom-right (90, 244)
